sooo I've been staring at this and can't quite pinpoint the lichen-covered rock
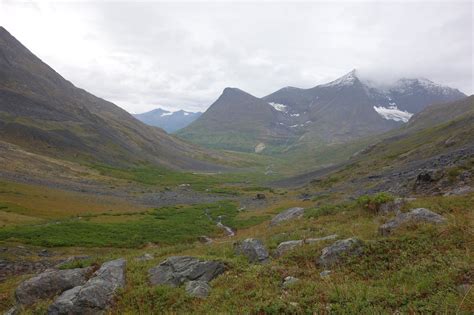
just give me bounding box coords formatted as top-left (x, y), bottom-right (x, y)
top-left (270, 207), bottom-right (304, 226)
top-left (148, 256), bottom-right (225, 287)
top-left (185, 280), bottom-right (211, 298)
top-left (317, 238), bottom-right (364, 267)
top-left (47, 258), bottom-right (126, 315)
top-left (15, 267), bottom-right (92, 306)
top-left (234, 238), bottom-right (269, 263)
top-left (379, 208), bottom-right (446, 236)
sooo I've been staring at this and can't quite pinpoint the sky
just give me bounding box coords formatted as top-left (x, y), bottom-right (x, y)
top-left (0, 0), bottom-right (472, 114)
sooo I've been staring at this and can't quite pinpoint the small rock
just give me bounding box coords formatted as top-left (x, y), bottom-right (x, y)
top-left (15, 267), bottom-right (92, 306)
top-left (234, 238), bottom-right (269, 263)
top-left (185, 280), bottom-right (211, 298)
top-left (274, 240), bottom-right (303, 257)
top-left (38, 249), bottom-right (53, 257)
top-left (48, 258), bottom-right (126, 315)
top-left (4, 306), bottom-right (18, 315)
top-left (379, 208), bottom-right (447, 236)
top-left (457, 284), bottom-right (471, 296)
top-left (198, 236), bottom-right (213, 244)
top-left (274, 235), bottom-right (338, 257)
top-left (282, 276), bottom-right (300, 288)
top-left (317, 238), bottom-right (364, 267)
top-left (270, 207), bottom-right (305, 226)
top-left (320, 270), bottom-right (331, 278)
top-left (379, 198), bottom-right (405, 215)
top-left (256, 193), bottom-right (266, 200)
top-left (149, 256), bottom-right (225, 286)
top-left (136, 253), bottom-right (154, 261)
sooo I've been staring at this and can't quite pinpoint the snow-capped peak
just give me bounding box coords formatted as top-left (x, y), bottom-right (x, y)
top-left (321, 69), bottom-right (359, 88)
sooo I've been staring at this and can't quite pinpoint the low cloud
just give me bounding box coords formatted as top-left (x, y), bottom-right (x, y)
top-left (1, 1), bottom-right (472, 113)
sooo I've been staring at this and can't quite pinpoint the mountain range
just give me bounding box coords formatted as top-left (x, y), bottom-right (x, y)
top-left (178, 69), bottom-right (465, 153)
top-left (133, 108), bottom-right (201, 133)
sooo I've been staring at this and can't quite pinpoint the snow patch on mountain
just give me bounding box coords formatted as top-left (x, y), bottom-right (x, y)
top-left (268, 102), bottom-right (288, 112)
top-left (373, 106), bottom-right (413, 123)
top-left (161, 112), bottom-right (173, 117)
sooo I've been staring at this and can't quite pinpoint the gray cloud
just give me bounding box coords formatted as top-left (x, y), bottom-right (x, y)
top-left (1, 1), bottom-right (472, 113)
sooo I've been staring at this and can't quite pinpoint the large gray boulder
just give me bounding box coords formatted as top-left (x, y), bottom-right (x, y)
top-left (275, 235), bottom-right (338, 257)
top-left (48, 258), bottom-right (126, 315)
top-left (317, 238), bottom-right (364, 267)
top-left (379, 208), bottom-right (447, 236)
top-left (185, 280), bottom-right (211, 298)
top-left (270, 207), bottom-right (304, 226)
top-left (15, 267), bottom-right (92, 306)
top-left (234, 238), bottom-right (269, 263)
top-left (148, 256), bottom-right (225, 287)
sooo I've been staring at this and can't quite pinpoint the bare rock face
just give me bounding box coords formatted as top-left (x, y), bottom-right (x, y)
top-left (234, 238), bottom-right (269, 263)
top-left (185, 280), bottom-right (211, 298)
top-left (270, 207), bottom-right (305, 226)
top-left (15, 267), bottom-right (92, 306)
top-left (317, 238), bottom-right (364, 267)
top-left (274, 235), bottom-right (338, 257)
top-left (379, 208), bottom-right (446, 236)
top-left (47, 258), bottom-right (126, 315)
top-left (148, 256), bottom-right (225, 287)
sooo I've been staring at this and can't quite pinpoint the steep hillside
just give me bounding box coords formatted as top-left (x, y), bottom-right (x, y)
top-left (134, 108), bottom-right (201, 132)
top-left (178, 88), bottom-right (298, 152)
top-left (276, 96), bottom-right (474, 194)
top-left (0, 27), bottom-right (222, 170)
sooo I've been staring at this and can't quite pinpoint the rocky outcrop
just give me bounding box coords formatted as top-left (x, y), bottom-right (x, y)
top-left (270, 207), bottom-right (304, 226)
top-left (148, 256), bottom-right (225, 287)
top-left (48, 258), bottom-right (126, 315)
top-left (15, 267), bottom-right (92, 306)
top-left (317, 238), bottom-right (364, 267)
top-left (274, 235), bottom-right (338, 257)
top-left (234, 239), bottom-right (269, 263)
top-left (185, 280), bottom-right (211, 298)
top-left (379, 208), bottom-right (447, 236)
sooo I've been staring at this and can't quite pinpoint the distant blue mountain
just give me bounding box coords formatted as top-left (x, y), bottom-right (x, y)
top-left (134, 108), bottom-right (202, 133)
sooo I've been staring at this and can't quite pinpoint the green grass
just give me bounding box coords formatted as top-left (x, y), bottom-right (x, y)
top-left (0, 201), bottom-right (270, 247)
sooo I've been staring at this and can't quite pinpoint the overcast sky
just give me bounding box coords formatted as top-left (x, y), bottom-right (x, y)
top-left (1, 0), bottom-right (472, 113)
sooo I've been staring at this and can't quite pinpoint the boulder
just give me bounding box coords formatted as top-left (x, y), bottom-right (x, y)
top-left (317, 238), bottom-right (364, 267)
top-left (234, 239), bottom-right (269, 263)
top-left (15, 267), bottom-right (92, 306)
top-left (185, 280), bottom-right (211, 298)
top-left (274, 235), bottom-right (338, 257)
top-left (256, 193), bottom-right (266, 200)
top-left (379, 208), bottom-right (447, 236)
top-left (270, 207), bottom-right (304, 226)
top-left (282, 276), bottom-right (300, 288)
top-left (148, 256), bottom-right (225, 287)
top-left (319, 270), bottom-right (331, 278)
top-left (48, 258), bottom-right (126, 315)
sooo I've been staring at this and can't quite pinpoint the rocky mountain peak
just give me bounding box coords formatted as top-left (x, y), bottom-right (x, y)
top-left (320, 69), bottom-right (360, 88)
